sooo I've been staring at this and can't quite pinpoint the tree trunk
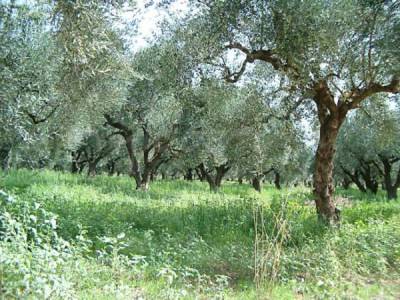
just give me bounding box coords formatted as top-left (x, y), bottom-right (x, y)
top-left (274, 170), bottom-right (281, 190)
top-left (78, 162), bottom-right (86, 173)
top-left (313, 118), bottom-right (341, 223)
top-left (195, 167), bottom-right (205, 181)
top-left (87, 162), bottom-right (97, 176)
top-left (353, 178), bottom-right (367, 193)
top-left (364, 177), bottom-right (378, 194)
top-left (252, 176), bottom-right (261, 192)
top-left (380, 157), bottom-right (399, 200)
top-left (124, 134), bottom-right (142, 189)
top-left (386, 186), bottom-right (397, 200)
top-left (88, 161), bottom-right (97, 176)
top-left (184, 168), bottom-right (193, 181)
top-left (0, 146), bottom-right (11, 171)
top-left (104, 115), bottom-right (142, 189)
top-left (342, 168), bottom-right (366, 193)
top-left (208, 180), bottom-right (218, 192)
top-left (71, 161), bottom-right (79, 173)
top-left (342, 177), bottom-right (351, 189)
top-left (359, 162), bottom-right (378, 194)
top-left (139, 177), bottom-right (150, 191)
top-left (205, 174), bottom-right (218, 192)
top-left (198, 163), bottom-right (218, 192)
top-left (107, 161), bottom-right (115, 176)
top-left (215, 163), bottom-right (230, 188)
top-left (138, 167), bottom-right (151, 191)
top-left (71, 151), bottom-right (81, 173)
top-left (312, 80), bottom-right (353, 223)
top-left (215, 168), bottom-right (223, 188)
top-left (238, 177), bottom-right (243, 184)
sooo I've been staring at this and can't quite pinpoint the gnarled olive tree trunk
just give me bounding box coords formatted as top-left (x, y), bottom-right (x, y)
top-left (314, 121), bottom-right (340, 222)
top-left (198, 162), bottom-right (230, 192)
top-left (313, 82), bottom-right (348, 223)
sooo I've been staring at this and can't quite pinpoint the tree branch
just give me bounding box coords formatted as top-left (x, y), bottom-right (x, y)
top-left (347, 75), bottom-right (400, 109)
top-left (24, 104), bottom-right (59, 124)
top-left (395, 166), bottom-right (400, 188)
top-left (104, 114), bottom-right (131, 134)
top-left (313, 80), bottom-right (338, 114)
top-left (223, 42), bottom-right (298, 82)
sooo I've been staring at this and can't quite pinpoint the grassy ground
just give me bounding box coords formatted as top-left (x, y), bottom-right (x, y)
top-left (1, 169), bottom-right (399, 299)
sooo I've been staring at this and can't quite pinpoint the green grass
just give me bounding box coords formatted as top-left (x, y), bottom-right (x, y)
top-left (1, 169), bottom-right (399, 299)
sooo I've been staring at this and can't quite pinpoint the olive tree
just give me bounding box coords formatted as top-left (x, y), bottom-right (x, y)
top-left (0, 1), bottom-right (132, 170)
top-left (226, 85), bottom-right (310, 191)
top-left (187, 81), bottom-right (235, 191)
top-left (0, 2), bottom-right (62, 169)
top-left (105, 40), bottom-right (191, 190)
top-left (336, 97), bottom-right (400, 199)
top-left (183, 0), bottom-right (400, 222)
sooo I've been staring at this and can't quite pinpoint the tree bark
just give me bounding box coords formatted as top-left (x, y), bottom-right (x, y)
top-left (71, 151), bottom-right (81, 173)
top-left (252, 176), bottom-right (261, 192)
top-left (107, 161), bottom-right (115, 176)
top-left (78, 162), bottom-right (86, 173)
top-left (123, 134), bottom-right (141, 188)
top-left (208, 180), bottom-right (218, 192)
top-left (0, 145), bottom-right (11, 171)
top-left (313, 85), bottom-right (348, 223)
top-left (198, 163), bottom-right (230, 192)
top-left (314, 121), bottom-right (341, 222)
top-left (198, 163), bottom-right (217, 191)
top-left (362, 173), bottom-right (378, 194)
top-left (215, 164), bottom-right (230, 188)
top-left (311, 78), bottom-right (358, 223)
top-left (359, 160), bottom-right (378, 194)
top-left (104, 114), bottom-right (143, 189)
top-left (184, 168), bottom-right (194, 181)
top-left (379, 156), bottom-right (400, 200)
top-left (386, 186), bottom-right (397, 200)
top-left (87, 161), bottom-right (97, 176)
top-left (342, 177), bottom-right (351, 189)
top-left (106, 157), bottom-right (121, 176)
top-left (71, 160), bottom-right (79, 173)
top-left (342, 167), bottom-right (367, 193)
top-left (274, 170), bottom-right (281, 190)
top-left (139, 171), bottom-right (151, 191)
top-left (195, 167), bottom-right (205, 181)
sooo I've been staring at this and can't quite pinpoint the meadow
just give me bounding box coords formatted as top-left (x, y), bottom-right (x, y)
top-left (1, 169), bottom-right (400, 299)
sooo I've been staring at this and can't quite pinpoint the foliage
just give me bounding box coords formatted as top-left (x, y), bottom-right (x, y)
top-left (336, 97), bottom-right (400, 198)
top-left (0, 2), bottom-right (61, 166)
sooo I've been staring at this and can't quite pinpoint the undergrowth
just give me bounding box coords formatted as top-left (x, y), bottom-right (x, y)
top-left (0, 169), bottom-right (399, 299)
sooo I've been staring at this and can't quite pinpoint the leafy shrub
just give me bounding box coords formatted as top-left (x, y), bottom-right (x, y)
top-left (0, 190), bottom-right (76, 298)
